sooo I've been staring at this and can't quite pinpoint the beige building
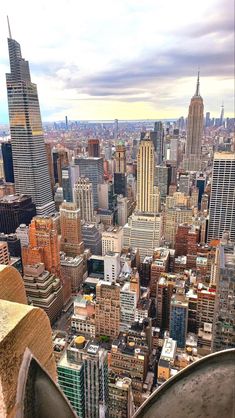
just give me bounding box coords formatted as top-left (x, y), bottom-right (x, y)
top-left (123, 213), bottom-right (162, 261)
top-left (164, 208), bottom-right (193, 247)
top-left (73, 177), bottom-right (94, 222)
top-left (60, 252), bottom-right (84, 293)
top-left (60, 201), bottom-right (84, 256)
top-left (95, 280), bottom-right (120, 338)
top-left (102, 226), bottom-right (123, 255)
top-left (136, 135), bottom-right (156, 213)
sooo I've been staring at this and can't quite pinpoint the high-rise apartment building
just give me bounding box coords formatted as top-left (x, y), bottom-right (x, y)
top-left (208, 152), bottom-right (235, 242)
top-left (60, 202), bottom-right (84, 257)
top-left (6, 30), bottom-right (55, 215)
top-left (95, 281), bottom-right (120, 338)
top-left (197, 286), bottom-right (216, 354)
top-left (0, 194), bottom-right (36, 234)
top-left (88, 138), bottom-right (100, 158)
top-left (75, 157), bottom-right (104, 209)
top-left (183, 73), bottom-right (204, 171)
top-left (73, 177), bottom-right (94, 222)
top-left (1, 142), bottom-right (14, 183)
top-left (213, 243), bottom-right (235, 351)
top-left (136, 135), bottom-right (155, 212)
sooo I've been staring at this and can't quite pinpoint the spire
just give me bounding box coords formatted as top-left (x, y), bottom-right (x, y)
top-left (7, 16), bottom-right (12, 39)
top-left (195, 71), bottom-right (200, 96)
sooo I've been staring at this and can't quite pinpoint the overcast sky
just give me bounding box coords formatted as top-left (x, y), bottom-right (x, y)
top-left (0, 0), bottom-right (234, 122)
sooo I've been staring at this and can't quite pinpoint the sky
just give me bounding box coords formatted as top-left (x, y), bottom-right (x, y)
top-left (0, 0), bottom-right (234, 122)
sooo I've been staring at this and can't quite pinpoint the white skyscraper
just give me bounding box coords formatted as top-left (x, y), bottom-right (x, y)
top-left (208, 152), bottom-right (235, 242)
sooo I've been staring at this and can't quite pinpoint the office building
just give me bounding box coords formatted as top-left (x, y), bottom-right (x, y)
top-left (115, 143), bottom-right (126, 173)
top-left (60, 202), bottom-right (84, 257)
top-left (123, 213), bottom-right (162, 261)
top-left (183, 73), bottom-right (204, 171)
top-left (16, 223), bottom-right (29, 247)
top-left (155, 165), bottom-right (170, 200)
top-left (61, 166), bottom-right (73, 202)
top-left (95, 281), bottom-right (120, 338)
top-left (104, 252), bottom-right (120, 282)
top-left (58, 338), bottom-right (109, 418)
top-left (110, 339), bottom-right (148, 407)
top-left (22, 216), bottom-right (61, 277)
top-left (120, 280), bottom-right (138, 331)
top-left (108, 376), bottom-right (134, 418)
top-left (0, 241), bottom-right (10, 264)
top-left (75, 157), bottom-right (104, 209)
top-left (102, 226), bottom-right (123, 255)
top-left (178, 174), bottom-right (190, 195)
top-left (114, 172), bottom-right (127, 197)
top-left (150, 248), bottom-right (170, 297)
top-left (23, 263), bottom-right (63, 323)
top-left (6, 31), bottom-right (54, 215)
top-left (88, 138), bottom-right (100, 157)
top-left (53, 149), bottom-right (69, 186)
top-left (213, 243), bottom-right (235, 351)
top-left (150, 121), bottom-right (164, 165)
top-left (0, 233), bottom-right (21, 259)
top-left (1, 142), bottom-right (14, 183)
top-left (71, 295), bottom-right (96, 338)
top-left (82, 223), bottom-right (102, 255)
top-left (0, 194), bottom-right (36, 234)
top-left (60, 253), bottom-right (84, 293)
top-left (197, 286), bottom-right (216, 354)
top-left (175, 224), bottom-right (200, 257)
top-left (73, 177), bottom-right (94, 222)
top-left (157, 338), bottom-right (177, 385)
top-left (156, 274), bottom-right (177, 330)
top-left (208, 152), bottom-right (235, 242)
top-left (136, 135), bottom-right (155, 212)
top-left (117, 195), bottom-right (128, 226)
top-left (164, 208), bottom-right (192, 247)
top-left (170, 292), bottom-right (188, 348)
top-left (196, 174), bottom-right (206, 208)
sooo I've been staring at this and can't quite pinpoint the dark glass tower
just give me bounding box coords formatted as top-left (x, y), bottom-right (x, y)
top-left (1, 142), bottom-right (14, 183)
top-left (6, 22), bottom-right (55, 215)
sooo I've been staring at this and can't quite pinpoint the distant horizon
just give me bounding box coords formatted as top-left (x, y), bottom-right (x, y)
top-left (0, 0), bottom-right (234, 122)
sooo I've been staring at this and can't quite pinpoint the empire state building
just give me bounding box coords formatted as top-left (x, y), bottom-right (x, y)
top-left (183, 73), bottom-right (204, 171)
top-left (6, 21), bottom-right (55, 215)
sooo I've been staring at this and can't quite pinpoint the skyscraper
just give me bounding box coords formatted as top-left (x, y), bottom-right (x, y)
top-left (6, 23), bottom-right (55, 215)
top-left (170, 292), bottom-right (188, 348)
top-left (136, 135), bottom-right (155, 213)
top-left (208, 152), bottom-right (235, 242)
top-left (88, 138), bottom-right (100, 158)
top-left (1, 142), bottom-right (14, 183)
top-left (73, 177), bottom-right (94, 222)
top-left (75, 157), bottom-right (104, 209)
top-left (150, 121), bottom-right (164, 165)
top-left (183, 73), bottom-right (204, 171)
top-left (60, 202), bottom-right (84, 257)
top-left (115, 143), bottom-right (126, 173)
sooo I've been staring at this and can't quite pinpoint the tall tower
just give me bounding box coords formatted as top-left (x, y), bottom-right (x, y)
top-left (73, 177), bottom-right (94, 222)
top-left (219, 103), bottom-right (224, 126)
top-left (184, 73), bottom-right (204, 171)
top-left (115, 143), bottom-right (126, 173)
top-left (208, 152), bottom-right (235, 242)
top-left (136, 134), bottom-right (155, 212)
top-left (60, 201), bottom-right (84, 256)
top-left (6, 21), bottom-right (55, 215)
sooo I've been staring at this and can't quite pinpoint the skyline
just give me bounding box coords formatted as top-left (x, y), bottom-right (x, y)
top-left (0, 0), bottom-right (234, 122)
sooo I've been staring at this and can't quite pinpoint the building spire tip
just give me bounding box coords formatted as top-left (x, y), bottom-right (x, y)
top-left (7, 15), bottom-right (12, 39)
